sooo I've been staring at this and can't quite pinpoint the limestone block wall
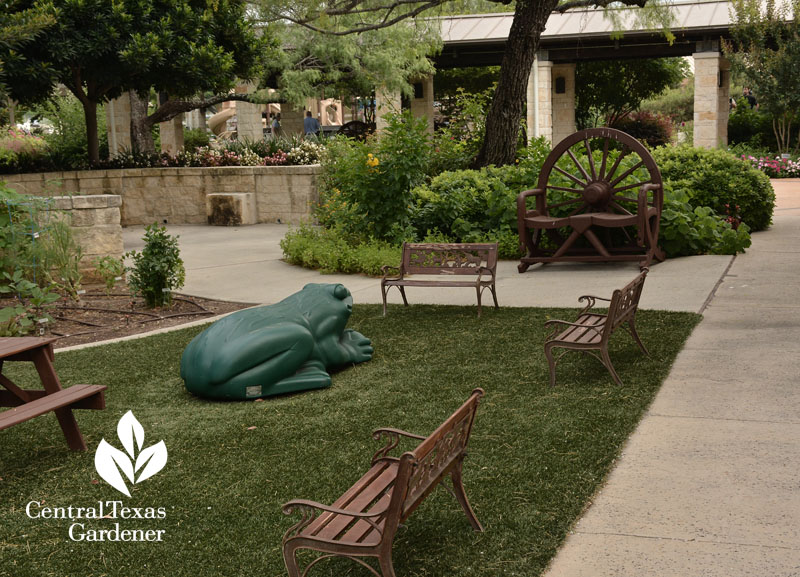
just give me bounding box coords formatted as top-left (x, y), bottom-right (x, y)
top-left (3, 166), bottom-right (320, 226)
top-left (51, 194), bottom-right (124, 274)
top-left (693, 52), bottom-right (730, 149)
top-left (551, 63), bottom-right (577, 146)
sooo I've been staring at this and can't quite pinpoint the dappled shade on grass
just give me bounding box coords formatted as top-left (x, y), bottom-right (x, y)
top-left (0, 305), bottom-right (699, 577)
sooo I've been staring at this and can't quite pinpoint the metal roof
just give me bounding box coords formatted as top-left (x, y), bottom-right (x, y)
top-left (440, 0), bottom-right (733, 45)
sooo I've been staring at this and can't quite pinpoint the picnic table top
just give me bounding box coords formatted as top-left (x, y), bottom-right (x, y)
top-left (0, 337), bottom-right (58, 359)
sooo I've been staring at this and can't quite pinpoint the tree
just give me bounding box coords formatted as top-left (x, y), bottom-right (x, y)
top-left (575, 57), bottom-right (688, 128)
top-left (725, 0), bottom-right (800, 154)
top-left (1, 0), bottom-right (266, 163)
top-left (267, 0), bottom-right (673, 167)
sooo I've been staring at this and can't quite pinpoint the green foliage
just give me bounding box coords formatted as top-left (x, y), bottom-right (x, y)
top-left (319, 111), bottom-right (430, 242)
top-left (93, 256), bottom-right (125, 295)
top-left (125, 224), bottom-right (185, 308)
top-left (183, 128), bottom-right (211, 152)
top-left (0, 183), bottom-right (50, 281)
top-left (0, 125), bottom-right (50, 173)
top-left (429, 86), bottom-right (495, 173)
top-left (653, 145), bottom-right (776, 231)
top-left (728, 106), bottom-right (775, 150)
top-left (41, 217), bottom-right (83, 301)
top-left (576, 58), bottom-right (689, 128)
top-left (0, 269), bottom-right (60, 336)
top-left (27, 92), bottom-right (109, 170)
top-left (660, 188), bottom-right (752, 256)
top-left (2, 0), bottom-right (266, 163)
top-left (640, 80), bottom-right (695, 124)
top-left (280, 223), bottom-right (400, 276)
top-left (726, 0), bottom-right (800, 153)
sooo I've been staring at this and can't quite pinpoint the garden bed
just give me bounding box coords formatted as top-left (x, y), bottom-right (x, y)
top-left (1, 285), bottom-right (254, 348)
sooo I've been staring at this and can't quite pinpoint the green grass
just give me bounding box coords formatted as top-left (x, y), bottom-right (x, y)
top-left (0, 305), bottom-right (700, 577)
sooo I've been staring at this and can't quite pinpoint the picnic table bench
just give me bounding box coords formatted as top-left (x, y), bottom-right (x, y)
top-left (0, 337), bottom-right (106, 451)
top-left (282, 388), bottom-right (485, 577)
top-left (544, 269), bottom-right (649, 386)
top-left (381, 243), bottom-right (498, 316)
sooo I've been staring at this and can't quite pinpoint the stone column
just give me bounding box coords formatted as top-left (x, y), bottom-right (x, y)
top-left (409, 76), bottom-right (435, 134)
top-left (235, 84), bottom-right (264, 142)
top-left (375, 87), bottom-right (402, 132)
top-left (527, 54), bottom-right (553, 144)
top-left (693, 51), bottom-right (730, 149)
top-left (105, 93), bottom-right (133, 156)
top-left (185, 109), bottom-right (206, 131)
top-left (280, 103), bottom-right (305, 136)
top-left (160, 114), bottom-right (184, 154)
top-left (551, 62), bottom-right (576, 146)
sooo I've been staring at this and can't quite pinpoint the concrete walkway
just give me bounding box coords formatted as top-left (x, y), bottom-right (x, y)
top-left (543, 179), bottom-right (800, 576)
top-left (122, 180), bottom-right (800, 575)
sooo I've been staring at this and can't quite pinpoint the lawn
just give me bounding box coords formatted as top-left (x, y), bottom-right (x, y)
top-left (0, 304), bottom-right (700, 577)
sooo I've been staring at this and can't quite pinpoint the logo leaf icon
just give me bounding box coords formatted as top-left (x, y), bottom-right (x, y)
top-left (95, 439), bottom-right (134, 497)
top-left (117, 411), bottom-right (145, 458)
top-left (135, 441), bottom-right (168, 484)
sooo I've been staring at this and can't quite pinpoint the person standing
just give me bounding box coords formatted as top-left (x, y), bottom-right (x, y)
top-left (271, 113), bottom-right (282, 137)
top-left (743, 87), bottom-right (758, 110)
top-left (303, 110), bottom-right (321, 138)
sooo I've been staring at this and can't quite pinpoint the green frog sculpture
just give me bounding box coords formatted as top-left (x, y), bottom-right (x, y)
top-left (180, 284), bottom-right (373, 400)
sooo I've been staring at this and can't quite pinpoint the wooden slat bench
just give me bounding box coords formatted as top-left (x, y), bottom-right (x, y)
top-left (381, 243), bottom-right (498, 316)
top-left (544, 269), bottom-right (649, 386)
top-left (0, 337), bottom-right (106, 451)
top-left (282, 388), bottom-right (485, 577)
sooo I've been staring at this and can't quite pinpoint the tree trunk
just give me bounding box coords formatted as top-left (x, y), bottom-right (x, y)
top-left (474, 0), bottom-right (558, 167)
top-left (82, 99), bottom-right (100, 165)
top-left (130, 91), bottom-right (156, 154)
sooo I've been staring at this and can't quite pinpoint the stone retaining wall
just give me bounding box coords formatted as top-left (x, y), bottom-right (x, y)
top-left (3, 165), bottom-right (320, 226)
top-left (52, 194), bottom-right (124, 278)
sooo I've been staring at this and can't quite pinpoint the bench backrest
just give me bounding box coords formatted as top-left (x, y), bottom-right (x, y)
top-left (402, 243), bottom-right (497, 276)
top-left (606, 269), bottom-right (648, 335)
top-left (391, 389), bottom-right (484, 525)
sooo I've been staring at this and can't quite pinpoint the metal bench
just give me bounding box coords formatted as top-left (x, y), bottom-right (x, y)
top-left (381, 243), bottom-right (498, 316)
top-left (282, 389), bottom-right (485, 577)
top-left (544, 270), bottom-right (649, 386)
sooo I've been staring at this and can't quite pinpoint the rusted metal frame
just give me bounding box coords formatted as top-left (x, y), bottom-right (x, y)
top-left (371, 428), bottom-right (426, 464)
top-left (552, 165), bottom-right (587, 187)
top-left (566, 148), bottom-right (592, 183)
top-left (282, 500), bottom-right (388, 544)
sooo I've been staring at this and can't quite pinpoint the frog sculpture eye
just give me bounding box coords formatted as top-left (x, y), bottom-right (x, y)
top-left (180, 283), bottom-right (373, 400)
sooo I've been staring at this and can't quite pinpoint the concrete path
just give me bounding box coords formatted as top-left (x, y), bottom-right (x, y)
top-left (543, 179), bottom-right (800, 576)
top-left (122, 180), bottom-right (800, 575)
top-left (123, 227), bottom-right (730, 313)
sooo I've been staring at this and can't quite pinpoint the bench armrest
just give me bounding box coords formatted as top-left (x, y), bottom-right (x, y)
top-left (381, 264), bottom-right (403, 280)
top-left (371, 427), bottom-right (426, 463)
top-left (577, 295), bottom-right (610, 314)
top-left (476, 266), bottom-right (496, 280)
top-left (517, 188), bottom-right (545, 218)
top-left (282, 499), bottom-right (387, 542)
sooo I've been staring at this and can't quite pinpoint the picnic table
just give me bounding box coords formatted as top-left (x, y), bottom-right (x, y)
top-left (0, 337), bottom-right (106, 451)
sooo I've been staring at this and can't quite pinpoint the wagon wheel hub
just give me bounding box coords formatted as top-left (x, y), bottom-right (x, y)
top-left (583, 181), bottom-right (612, 209)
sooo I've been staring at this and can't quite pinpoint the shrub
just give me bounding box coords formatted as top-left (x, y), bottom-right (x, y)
top-left (614, 111), bottom-right (673, 147)
top-left (640, 81), bottom-right (695, 124)
top-left (318, 112), bottom-right (430, 242)
top-left (93, 255), bottom-right (125, 294)
top-left (183, 128), bottom-right (211, 151)
top-left (660, 188), bottom-right (752, 256)
top-left (738, 153), bottom-right (800, 178)
top-left (0, 127), bottom-right (50, 173)
top-left (653, 145), bottom-right (775, 231)
top-left (728, 107), bottom-right (774, 151)
top-left (125, 224), bottom-right (185, 308)
top-left (280, 223), bottom-right (400, 276)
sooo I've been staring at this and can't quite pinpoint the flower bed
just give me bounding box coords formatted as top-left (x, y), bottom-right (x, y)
top-left (741, 154), bottom-right (800, 178)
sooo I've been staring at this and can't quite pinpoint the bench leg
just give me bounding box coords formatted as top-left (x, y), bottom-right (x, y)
top-left (544, 342), bottom-right (558, 387)
top-left (32, 348), bottom-right (88, 451)
top-left (475, 285), bottom-right (482, 317)
top-left (283, 542), bottom-right (302, 577)
top-left (451, 461), bottom-right (483, 532)
top-left (378, 552), bottom-right (397, 577)
top-left (627, 320), bottom-right (649, 356)
top-left (600, 348), bottom-right (623, 386)
top-left (398, 286), bottom-right (408, 307)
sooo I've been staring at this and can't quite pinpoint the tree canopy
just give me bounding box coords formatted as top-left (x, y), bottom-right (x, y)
top-left (725, 0), bottom-right (800, 153)
top-left (1, 0), bottom-right (267, 163)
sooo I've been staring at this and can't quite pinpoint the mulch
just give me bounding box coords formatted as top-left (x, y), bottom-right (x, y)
top-left (1, 285), bottom-right (255, 349)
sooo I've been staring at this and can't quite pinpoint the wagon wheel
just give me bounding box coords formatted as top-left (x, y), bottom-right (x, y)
top-left (537, 127), bottom-right (663, 249)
